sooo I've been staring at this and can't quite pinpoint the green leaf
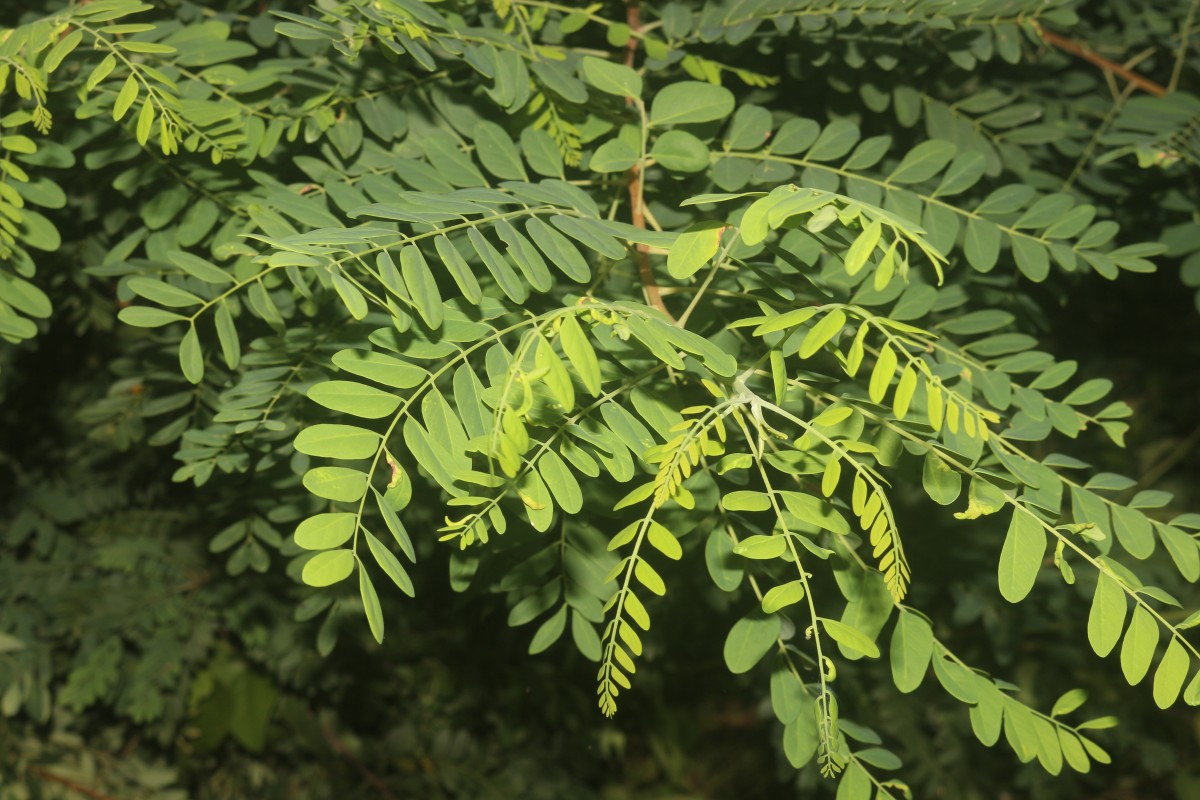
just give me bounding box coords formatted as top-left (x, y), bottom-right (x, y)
top-left (45, 29), bottom-right (82, 73)
top-left (301, 550), bottom-right (355, 587)
top-left (922, 452), bottom-right (962, 506)
top-left (433, 235), bottom-right (483, 303)
top-left (997, 508), bottom-right (1046, 603)
top-left (118, 306), bottom-right (185, 328)
top-left (667, 221), bottom-right (724, 279)
top-left (558, 314), bottom-right (601, 395)
top-left (783, 712), bottom-right (819, 768)
top-left (374, 489), bottom-right (415, 562)
top-left (294, 513), bottom-right (356, 550)
top-left (821, 618), bottom-right (880, 658)
top-left (1111, 505), bottom-right (1155, 560)
top-left (890, 610), bottom-right (934, 693)
top-left (539, 448), bottom-right (582, 514)
top-left (1119, 605), bottom-right (1159, 685)
top-left (651, 130), bottom-right (710, 172)
top-left (888, 140), bottom-right (956, 184)
top-left (400, 244), bottom-right (443, 328)
top-left (308, 381), bottom-right (400, 419)
top-left (805, 119), bottom-right (859, 161)
top-left (634, 558), bottom-right (666, 595)
top-left (529, 605), bottom-right (568, 654)
top-left (365, 530), bottom-right (414, 597)
top-left (302, 467), bottom-right (369, 503)
top-left (589, 138), bottom-right (639, 172)
top-left (705, 528), bottom-right (743, 592)
top-left (473, 121), bottom-right (527, 181)
top-left (723, 610), bottom-right (781, 674)
top-left (649, 81), bottom-right (735, 126)
top-left (127, 278), bottom-right (203, 308)
top-left (571, 610), bottom-right (602, 661)
top-left (135, 100), bottom-right (154, 145)
top-left (835, 764), bottom-right (872, 800)
top-left (1087, 573), bottom-right (1128, 657)
top-left (581, 56), bottom-right (641, 97)
top-left (179, 324), bottom-right (204, 384)
top-left (294, 424), bottom-right (381, 460)
top-left (214, 302), bottom-right (240, 369)
top-left (1152, 637), bottom-right (1188, 709)
top-left (359, 569), bottom-right (384, 643)
top-left (1011, 237), bottom-right (1050, 282)
top-left (526, 218), bottom-right (591, 282)
top-left (332, 349), bottom-right (427, 390)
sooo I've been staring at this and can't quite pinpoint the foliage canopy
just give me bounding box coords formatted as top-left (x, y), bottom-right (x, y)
top-left (2, 0), bottom-right (1200, 797)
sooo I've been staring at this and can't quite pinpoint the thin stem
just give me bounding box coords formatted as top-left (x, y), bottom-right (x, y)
top-left (1170, 0), bottom-right (1200, 93)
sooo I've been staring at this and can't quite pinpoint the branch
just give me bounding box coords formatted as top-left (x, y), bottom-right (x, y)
top-left (624, 0), bottom-right (673, 320)
top-left (1037, 25), bottom-right (1167, 97)
top-left (312, 713), bottom-right (399, 800)
top-left (26, 766), bottom-right (121, 800)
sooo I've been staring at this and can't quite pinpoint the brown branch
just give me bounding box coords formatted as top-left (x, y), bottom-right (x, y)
top-left (27, 766), bottom-right (122, 800)
top-left (624, 1), bottom-right (673, 320)
top-left (1037, 25), bottom-right (1167, 97)
top-left (314, 714), bottom-right (399, 800)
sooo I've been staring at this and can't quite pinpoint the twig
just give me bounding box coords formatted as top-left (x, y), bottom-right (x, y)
top-left (1169, 0), bottom-right (1200, 92)
top-left (26, 766), bottom-right (121, 800)
top-left (1036, 25), bottom-right (1167, 97)
top-left (624, 1), bottom-right (673, 319)
top-left (315, 715), bottom-right (399, 800)
top-left (1133, 421), bottom-right (1200, 491)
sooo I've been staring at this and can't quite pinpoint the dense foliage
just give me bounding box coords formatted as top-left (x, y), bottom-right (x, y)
top-left (2, 0), bottom-right (1200, 797)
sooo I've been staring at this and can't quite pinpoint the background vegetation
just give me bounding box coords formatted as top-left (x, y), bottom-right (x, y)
top-left (1, 1), bottom-right (1199, 798)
